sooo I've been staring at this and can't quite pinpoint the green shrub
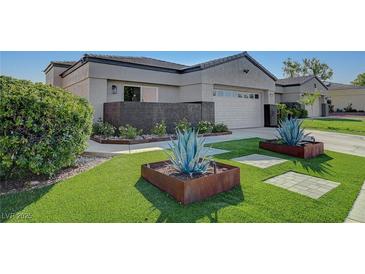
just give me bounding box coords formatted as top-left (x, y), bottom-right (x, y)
top-left (196, 121), bottom-right (214, 134)
top-left (151, 120), bottom-right (167, 136)
top-left (92, 119), bottom-right (115, 137)
top-left (118, 124), bottom-right (142, 139)
top-left (277, 103), bottom-right (293, 122)
top-left (0, 76), bottom-right (93, 179)
top-left (212, 123), bottom-right (228, 133)
top-left (175, 118), bottom-right (191, 132)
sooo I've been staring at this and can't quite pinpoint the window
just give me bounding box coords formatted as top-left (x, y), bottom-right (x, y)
top-left (111, 85), bottom-right (118, 94)
top-left (124, 86), bottom-right (141, 101)
top-left (249, 94), bottom-right (254, 99)
top-left (255, 94), bottom-right (259, 99)
top-left (314, 83), bottom-right (317, 88)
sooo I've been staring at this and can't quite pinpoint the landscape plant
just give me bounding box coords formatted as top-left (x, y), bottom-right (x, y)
top-left (151, 120), bottom-right (167, 136)
top-left (299, 92), bottom-right (321, 117)
top-left (118, 124), bottom-right (143, 139)
top-left (92, 119), bottom-right (116, 137)
top-left (276, 118), bottom-right (309, 146)
top-left (0, 76), bottom-right (93, 179)
top-left (168, 129), bottom-right (210, 176)
top-left (175, 118), bottom-right (191, 132)
top-left (212, 123), bottom-right (228, 133)
top-left (197, 121), bottom-right (214, 134)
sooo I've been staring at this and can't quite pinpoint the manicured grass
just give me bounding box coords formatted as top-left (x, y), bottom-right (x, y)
top-left (302, 117), bottom-right (365, 136)
top-left (1, 138), bottom-right (365, 223)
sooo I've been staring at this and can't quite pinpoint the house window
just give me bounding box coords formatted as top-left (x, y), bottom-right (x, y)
top-left (255, 94), bottom-right (259, 99)
top-left (249, 94), bottom-right (254, 99)
top-left (111, 85), bottom-right (118, 94)
top-left (314, 83), bottom-right (317, 88)
top-left (124, 86), bottom-right (141, 101)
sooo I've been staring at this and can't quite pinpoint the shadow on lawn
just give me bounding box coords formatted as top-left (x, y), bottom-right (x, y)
top-left (291, 153), bottom-right (334, 175)
top-left (0, 185), bottom-right (53, 223)
top-left (135, 177), bottom-right (244, 223)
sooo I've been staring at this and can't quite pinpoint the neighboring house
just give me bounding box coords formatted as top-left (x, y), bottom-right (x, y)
top-left (44, 52), bottom-right (278, 129)
top-left (275, 75), bottom-right (329, 117)
top-left (326, 82), bottom-right (365, 112)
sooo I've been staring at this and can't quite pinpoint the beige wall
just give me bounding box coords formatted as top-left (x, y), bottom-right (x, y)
top-left (65, 78), bottom-right (89, 100)
top-left (88, 62), bottom-right (181, 86)
top-left (45, 66), bottom-right (68, 87)
top-left (329, 89), bottom-right (365, 111)
top-left (106, 80), bottom-right (180, 103)
top-left (202, 57), bottom-right (276, 91)
top-left (89, 78), bottom-right (107, 121)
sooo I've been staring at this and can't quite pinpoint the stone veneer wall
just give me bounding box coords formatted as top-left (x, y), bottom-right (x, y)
top-left (103, 101), bottom-right (215, 133)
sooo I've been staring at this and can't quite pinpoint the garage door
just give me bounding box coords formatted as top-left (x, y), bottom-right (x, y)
top-left (305, 98), bottom-right (321, 117)
top-left (213, 89), bottom-right (263, 129)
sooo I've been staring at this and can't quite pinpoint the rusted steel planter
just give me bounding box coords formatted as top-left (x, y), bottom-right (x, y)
top-left (91, 131), bottom-right (232, 145)
top-left (141, 160), bottom-right (240, 205)
top-left (259, 140), bottom-right (324, 159)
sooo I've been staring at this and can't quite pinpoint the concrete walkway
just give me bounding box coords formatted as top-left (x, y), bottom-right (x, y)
top-left (86, 127), bottom-right (365, 158)
top-left (345, 181), bottom-right (365, 223)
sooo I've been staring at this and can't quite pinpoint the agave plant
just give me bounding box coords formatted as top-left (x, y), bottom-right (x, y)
top-left (168, 128), bottom-right (211, 176)
top-left (276, 118), bottom-right (310, 146)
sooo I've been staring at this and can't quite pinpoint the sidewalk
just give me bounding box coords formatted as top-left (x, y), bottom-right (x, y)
top-left (86, 127), bottom-right (365, 157)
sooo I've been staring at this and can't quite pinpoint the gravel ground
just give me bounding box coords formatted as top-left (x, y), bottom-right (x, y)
top-left (0, 155), bottom-right (110, 195)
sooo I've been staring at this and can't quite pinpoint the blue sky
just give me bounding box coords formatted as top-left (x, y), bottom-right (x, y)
top-left (1, 51), bottom-right (364, 84)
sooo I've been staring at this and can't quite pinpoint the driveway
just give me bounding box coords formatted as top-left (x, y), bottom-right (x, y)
top-left (86, 127), bottom-right (365, 158)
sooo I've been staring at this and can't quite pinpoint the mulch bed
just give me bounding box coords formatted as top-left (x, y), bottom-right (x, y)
top-left (91, 131), bottom-right (232, 145)
top-left (0, 155), bottom-right (109, 195)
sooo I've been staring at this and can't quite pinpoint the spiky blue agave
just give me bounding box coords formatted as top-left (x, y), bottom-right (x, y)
top-left (276, 118), bottom-right (310, 146)
top-left (168, 128), bottom-right (211, 176)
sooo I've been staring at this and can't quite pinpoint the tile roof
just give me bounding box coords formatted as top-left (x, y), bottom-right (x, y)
top-left (276, 75), bottom-right (316, 86)
top-left (51, 61), bottom-right (76, 66)
top-left (84, 54), bottom-right (187, 70)
top-left (326, 82), bottom-right (365, 90)
top-left (48, 52), bottom-right (277, 80)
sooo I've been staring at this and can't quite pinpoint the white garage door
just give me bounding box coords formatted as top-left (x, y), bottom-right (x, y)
top-left (305, 98), bottom-right (321, 117)
top-left (213, 89), bottom-right (263, 129)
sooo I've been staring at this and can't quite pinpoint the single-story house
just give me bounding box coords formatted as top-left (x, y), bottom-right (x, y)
top-left (44, 52), bottom-right (330, 130)
top-left (326, 82), bottom-right (365, 112)
top-left (275, 75), bottom-right (329, 117)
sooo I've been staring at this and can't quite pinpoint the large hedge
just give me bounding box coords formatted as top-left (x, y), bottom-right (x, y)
top-left (0, 76), bottom-right (93, 179)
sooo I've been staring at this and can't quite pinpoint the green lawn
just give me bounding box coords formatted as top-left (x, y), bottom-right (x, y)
top-left (302, 117), bottom-right (365, 136)
top-left (1, 138), bottom-right (365, 223)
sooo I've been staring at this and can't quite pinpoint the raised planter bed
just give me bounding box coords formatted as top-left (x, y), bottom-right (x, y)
top-left (259, 140), bottom-right (324, 159)
top-left (91, 131), bottom-right (232, 145)
top-left (141, 160), bottom-right (240, 204)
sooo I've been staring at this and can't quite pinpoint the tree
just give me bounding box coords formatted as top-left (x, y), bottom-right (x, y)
top-left (299, 91), bottom-right (321, 118)
top-left (301, 58), bottom-right (333, 80)
top-left (282, 57), bottom-right (334, 81)
top-left (282, 58), bottom-right (302, 78)
top-left (351, 73), bottom-right (365, 86)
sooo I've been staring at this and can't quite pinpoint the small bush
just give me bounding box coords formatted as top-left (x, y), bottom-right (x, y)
top-left (277, 103), bottom-right (293, 122)
top-left (212, 123), bottom-right (228, 133)
top-left (151, 121), bottom-right (167, 136)
top-left (344, 103), bottom-right (356, 112)
top-left (118, 124), bottom-right (142, 139)
top-left (92, 119), bottom-right (115, 137)
top-left (0, 76), bottom-right (93, 179)
top-left (196, 121), bottom-right (214, 134)
top-left (175, 118), bottom-right (191, 132)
